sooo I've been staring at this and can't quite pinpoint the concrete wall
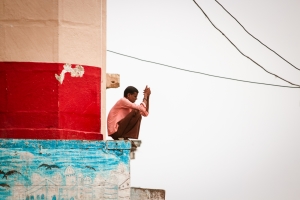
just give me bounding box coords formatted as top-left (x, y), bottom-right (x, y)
top-left (0, 0), bottom-right (107, 138)
top-left (131, 187), bottom-right (166, 200)
top-left (0, 139), bottom-right (131, 200)
top-left (0, 62), bottom-right (102, 140)
top-left (0, 0), bottom-right (106, 67)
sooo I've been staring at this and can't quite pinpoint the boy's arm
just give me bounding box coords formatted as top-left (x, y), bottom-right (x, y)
top-left (143, 86), bottom-right (151, 112)
top-left (120, 97), bottom-right (148, 116)
top-left (146, 95), bottom-right (149, 112)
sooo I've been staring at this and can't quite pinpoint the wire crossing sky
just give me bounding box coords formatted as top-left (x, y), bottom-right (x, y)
top-left (192, 0), bottom-right (300, 87)
top-left (107, 1), bottom-right (300, 199)
top-left (215, 0), bottom-right (300, 71)
top-left (107, 50), bottom-right (300, 89)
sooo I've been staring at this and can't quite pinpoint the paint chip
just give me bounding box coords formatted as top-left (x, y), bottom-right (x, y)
top-left (55, 63), bottom-right (85, 84)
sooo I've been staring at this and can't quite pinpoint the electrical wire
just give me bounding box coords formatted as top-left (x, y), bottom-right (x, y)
top-left (215, 0), bottom-right (300, 71)
top-left (192, 0), bottom-right (300, 87)
top-left (107, 50), bottom-right (300, 89)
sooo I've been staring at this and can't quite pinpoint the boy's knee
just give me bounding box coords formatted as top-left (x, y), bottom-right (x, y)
top-left (134, 110), bottom-right (141, 117)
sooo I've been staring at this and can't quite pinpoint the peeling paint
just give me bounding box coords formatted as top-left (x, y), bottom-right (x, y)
top-left (131, 187), bottom-right (166, 200)
top-left (0, 139), bottom-right (131, 200)
top-left (55, 63), bottom-right (84, 84)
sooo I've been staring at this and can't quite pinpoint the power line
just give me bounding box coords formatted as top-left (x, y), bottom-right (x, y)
top-left (107, 50), bottom-right (300, 89)
top-left (192, 0), bottom-right (300, 87)
top-left (215, 0), bottom-right (300, 71)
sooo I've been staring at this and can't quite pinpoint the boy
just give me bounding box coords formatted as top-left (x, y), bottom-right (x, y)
top-left (107, 85), bottom-right (151, 141)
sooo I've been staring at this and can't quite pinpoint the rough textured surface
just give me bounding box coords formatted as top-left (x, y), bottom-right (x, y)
top-left (0, 0), bottom-right (107, 139)
top-left (0, 0), bottom-right (104, 66)
top-left (130, 140), bottom-right (142, 160)
top-left (131, 187), bottom-right (166, 200)
top-left (0, 139), bottom-right (131, 200)
top-left (106, 73), bottom-right (120, 89)
top-left (0, 62), bottom-right (102, 140)
top-left (0, 0), bottom-right (59, 62)
top-left (55, 63), bottom-right (84, 84)
top-left (2, 0), bottom-right (58, 20)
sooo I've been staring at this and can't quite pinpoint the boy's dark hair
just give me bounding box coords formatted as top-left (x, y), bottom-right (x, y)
top-left (124, 86), bottom-right (139, 97)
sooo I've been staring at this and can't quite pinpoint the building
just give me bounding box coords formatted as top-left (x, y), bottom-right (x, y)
top-left (0, 1), bottom-right (165, 199)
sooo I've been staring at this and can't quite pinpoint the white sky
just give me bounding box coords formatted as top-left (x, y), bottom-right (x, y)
top-left (106, 0), bottom-right (300, 199)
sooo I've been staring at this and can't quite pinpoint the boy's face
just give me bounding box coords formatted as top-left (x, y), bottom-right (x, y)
top-left (127, 92), bottom-right (138, 103)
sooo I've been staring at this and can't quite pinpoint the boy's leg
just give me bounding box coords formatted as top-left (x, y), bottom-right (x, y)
top-left (110, 109), bottom-right (142, 140)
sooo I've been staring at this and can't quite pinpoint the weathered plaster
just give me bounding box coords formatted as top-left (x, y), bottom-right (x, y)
top-left (0, 1), bottom-right (4, 21)
top-left (0, 0), bottom-right (107, 138)
top-left (58, 26), bottom-right (102, 67)
top-left (0, 0), bottom-right (59, 62)
top-left (60, 0), bottom-right (101, 25)
top-left (0, 139), bottom-right (131, 200)
top-left (4, 25), bottom-right (58, 62)
top-left (0, 24), bottom-right (4, 61)
top-left (106, 73), bottom-right (120, 89)
top-left (0, 62), bottom-right (101, 139)
top-left (0, 0), bottom-right (104, 67)
top-left (3, 0), bottom-right (58, 21)
top-left (55, 63), bottom-right (84, 84)
top-left (131, 187), bottom-right (166, 200)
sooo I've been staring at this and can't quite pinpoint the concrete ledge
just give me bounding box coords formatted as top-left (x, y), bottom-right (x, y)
top-left (106, 73), bottom-right (120, 89)
top-left (131, 187), bottom-right (166, 200)
top-left (130, 140), bottom-right (142, 159)
top-left (0, 139), bottom-right (131, 200)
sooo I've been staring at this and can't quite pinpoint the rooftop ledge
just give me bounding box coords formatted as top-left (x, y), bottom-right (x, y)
top-left (0, 139), bottom-right (142, 160)
top-left (116, 139), bottom-right (141, 159)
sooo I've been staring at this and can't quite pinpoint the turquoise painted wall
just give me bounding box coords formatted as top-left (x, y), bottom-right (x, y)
top-left (0, 139), bottom-right (131, 200)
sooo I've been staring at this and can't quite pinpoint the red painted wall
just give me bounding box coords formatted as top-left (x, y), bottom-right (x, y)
top-left (0, 62), bottom-right (102, 140)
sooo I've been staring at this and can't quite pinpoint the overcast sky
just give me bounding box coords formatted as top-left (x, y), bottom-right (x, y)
top-left (106, 0), bottom-right (300, 199)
